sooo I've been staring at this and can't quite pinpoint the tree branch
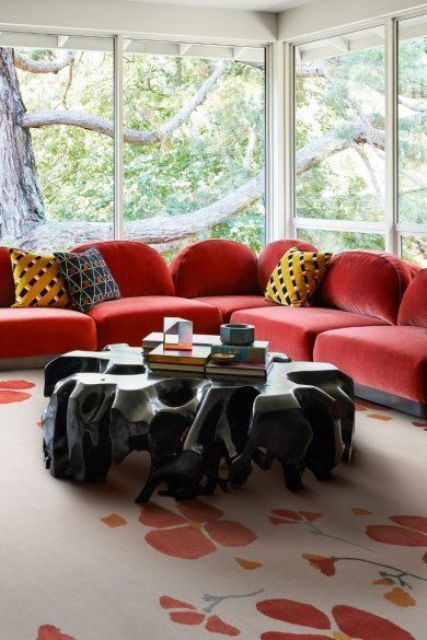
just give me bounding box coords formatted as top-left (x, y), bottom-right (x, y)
top-left (296, 121), bottom-right (385, 175)
top-left (22, 61), bottom-right (227, 145)
top-left (61, 58), bottom-right (74, 109)
top-left (398, 95), bottom-right (427, 113)
top-left (352, 142), bottom-right (384, 204)
top-left (14, 50), bottom-right (76, 74)
top-left (20, 172), bottom-right (264, 253)
top-left (243, 127), bottom-right (257, 169)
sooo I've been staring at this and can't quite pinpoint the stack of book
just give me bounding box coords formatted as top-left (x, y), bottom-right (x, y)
top-left (147, 344), bottom-right (211, 374)
top-left (142, 332), bottom-right (220, 358)
top-left (143, 332), bottom-right (272, 379)
top-left (206, 340), bottom-right (271, 379)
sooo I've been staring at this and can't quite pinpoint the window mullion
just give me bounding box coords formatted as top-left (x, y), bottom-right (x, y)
top-left (385, 17), bottom-right (398, 255)
top-left (114, 34), bottom-right (124, 240)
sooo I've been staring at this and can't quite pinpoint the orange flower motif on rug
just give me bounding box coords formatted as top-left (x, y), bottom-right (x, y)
top-left (302, 553), bottom-right (427, 607)
top-left (366, 515), bottom-right (427, 547)
top-left (256, 598), bottom-right (415, 639)
top-left (0, 379), bottom-right (34, 404)
top-left (139, 500), bottom-right (257, 559)
top-left (37, 625), bottom-right (75, 640)
top-left (160, 595), bottom-right (240, 636)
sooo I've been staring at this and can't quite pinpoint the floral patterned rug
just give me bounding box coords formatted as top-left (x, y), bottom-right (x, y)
top-left (0, 370), bottom-right (426, 640)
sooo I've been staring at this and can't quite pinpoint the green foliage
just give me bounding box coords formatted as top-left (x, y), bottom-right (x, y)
top-left (11, 37), bottom-right (427, 261)
top-left (298, 228), bottom-right (384, 253)
top-left (401, 234), bottom-right (427, 267)
top-left (16, 50), bottom-right (265, 254)
top-left (295, 35), bottom-right (426, 254)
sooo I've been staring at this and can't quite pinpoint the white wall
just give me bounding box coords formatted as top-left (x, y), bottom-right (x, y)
top-left (0, 0), bottom-right (277, 44)
top-left (279, 0), bottom-right (427, 40)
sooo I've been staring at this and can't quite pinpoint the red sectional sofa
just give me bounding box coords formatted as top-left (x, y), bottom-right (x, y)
top-left (72, 241), bottom-right (222, 346)
top-left (314, 270), bottom-right (427, 415)
top-left (0, 247), bottom-right (97, 367)
top-left (0, 238), bottom-right (425, 416)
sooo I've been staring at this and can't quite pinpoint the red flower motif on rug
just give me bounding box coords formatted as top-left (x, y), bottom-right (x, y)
top-left (37, 625), bottom-right (75, 640)
top-left (160, 595), bottom-right (240, 636)
top-left (411, 421), bottom-right (427, 431)
top-left (140, 500), bottom-right (257, 559)
top-left (0, 379), bottom-right (35, 404)
top-left (257, 598), bottom-right (415, 639)
top-left (366, 515), bottom-right (427, 547)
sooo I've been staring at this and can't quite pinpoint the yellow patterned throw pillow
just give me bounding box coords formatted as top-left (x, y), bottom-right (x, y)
top-left (10, 249), bottom-right (70, 308)
top-left (265, 246), bottom-right (332, 307)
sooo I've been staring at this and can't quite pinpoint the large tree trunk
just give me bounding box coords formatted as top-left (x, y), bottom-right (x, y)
top-left (0, 48), bottom-right (45, 240)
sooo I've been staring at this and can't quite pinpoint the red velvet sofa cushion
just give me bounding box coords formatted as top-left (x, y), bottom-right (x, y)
top-left (402, 259), bottom-right (422, 277)
top-left (0, 247), bottom-right (15, 308)
top-left (170, 239), bottom-right (259, 297)
top-left (72, 240), bottom-right (175, 297)
top-left (0, 308), bottom-right (97, 359)
top-left (398, 269), bottom-right (427, 328)
top-left (314, 326), bottom-right (427, 404)
top-left (231, 306), bottom-right (385, 361)
top-left (317, 250), bottom-right (413, 325)
top-left (195, 295), bottom-right (274, 322)
top-left (87, 296), bottom-right (222, 348)
top-left (257, 239), bottom-right (317, 292)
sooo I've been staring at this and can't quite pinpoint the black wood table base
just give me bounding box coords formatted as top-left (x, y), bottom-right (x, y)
top-left (42, 348), bottom-right (355, 502)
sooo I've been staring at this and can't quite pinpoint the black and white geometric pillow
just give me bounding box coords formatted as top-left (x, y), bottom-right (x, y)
top-left (54, 248), bottom-right (121, 313)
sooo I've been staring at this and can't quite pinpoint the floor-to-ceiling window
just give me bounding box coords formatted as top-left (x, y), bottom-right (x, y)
top-left (0, 33), bottom-right (266, 257)
top-left (291, 13), bottom-right (427, 266)
top-left (0, 33), bottom-right (114, 253)
top-left (293, 29), bottom-right (386, 253)
top-left (398, 14), bottom-right (427, 266)
top-left (123, 42), bottom-right (266, 256)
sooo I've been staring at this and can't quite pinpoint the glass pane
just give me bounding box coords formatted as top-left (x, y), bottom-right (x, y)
top-left (401, 234), bottom-right (427, 267)
top-left (0, 35), bottom-right (114, 252)
top-left (398, 15), bottom-right (427, 224)
top-left (295, 31), bottom-right (385, 222)
top-left (123, 46), bottom-right (266, 258)
top-left (297, 228), bottom-right (385, 253)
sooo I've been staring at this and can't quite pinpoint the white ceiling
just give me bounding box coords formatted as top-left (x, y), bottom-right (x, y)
top-left (127, 0), bottom-right (316, 12)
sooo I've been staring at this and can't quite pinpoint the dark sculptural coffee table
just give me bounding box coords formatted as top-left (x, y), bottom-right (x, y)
top-left (42, 347), bottom-right (355, 502)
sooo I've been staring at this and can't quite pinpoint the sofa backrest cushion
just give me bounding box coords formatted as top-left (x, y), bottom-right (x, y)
top-left (398, 269), bottom-right (427, 327)
top-left (317, 250), bottom-right (413, 325)
top-left (402, 259), bottom-right (422, 277)
top-left (170, 239), bottom-right (259, 297)
top-left (72, 240), bottom-right (175, 297)
top-left (0, 247), bottom-right (15, 307)
top-left (257, 239), bottom-right (317, 291)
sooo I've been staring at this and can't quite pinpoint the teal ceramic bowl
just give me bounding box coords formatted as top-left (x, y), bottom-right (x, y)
top-left (220, 323), bottom-right (255, 346)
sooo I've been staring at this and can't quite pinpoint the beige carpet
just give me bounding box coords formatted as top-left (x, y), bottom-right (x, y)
top-left (0, 369), bottom-right (426, 640)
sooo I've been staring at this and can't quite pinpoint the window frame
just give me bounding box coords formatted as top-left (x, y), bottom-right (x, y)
top-left (0, 29), bottom-right (270, 252)
top-left (286, 7), bottom-right (427, 261)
